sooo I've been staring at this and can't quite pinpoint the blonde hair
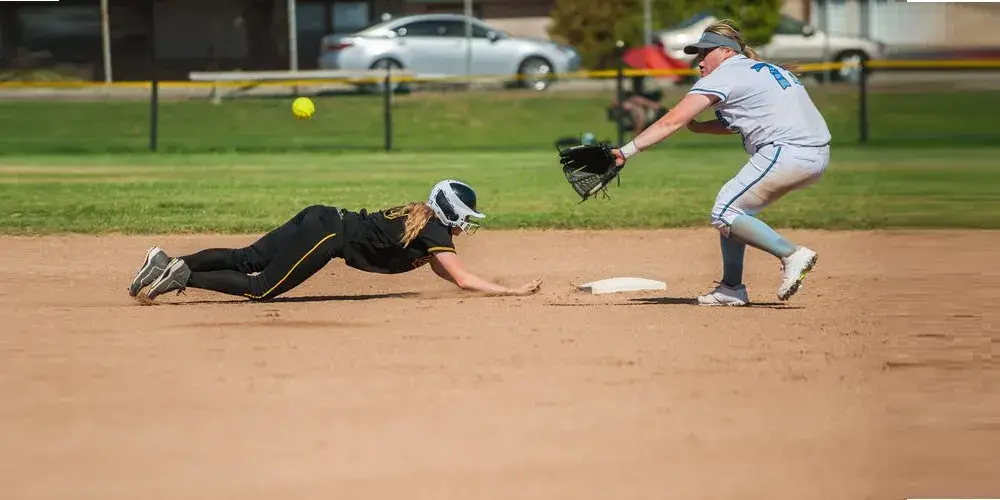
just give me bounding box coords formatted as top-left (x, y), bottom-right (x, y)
top-left (704, 20), bottom-right (759, 60)
top-left (704, 19), bottom-right (799, 74)
top-left (400, 202), bottom-right (436, 247)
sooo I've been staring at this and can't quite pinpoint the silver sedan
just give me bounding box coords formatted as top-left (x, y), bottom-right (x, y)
top-left (318, 14), bottom-right (582, 91)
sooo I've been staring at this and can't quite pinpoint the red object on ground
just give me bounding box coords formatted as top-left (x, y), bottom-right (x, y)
top-left (621, 45), bottom-right (688, 82)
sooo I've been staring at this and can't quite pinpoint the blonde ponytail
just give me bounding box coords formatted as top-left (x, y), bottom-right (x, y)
top-left (704, 19), bottom-right (800, 75)
top-left (400, 202), bottom-right (436, 247)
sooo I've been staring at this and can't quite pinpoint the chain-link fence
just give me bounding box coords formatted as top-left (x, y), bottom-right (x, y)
top-left (1, 0), bottom-right (997, 154)
top-left (3, 61), bottom-right (998, 154)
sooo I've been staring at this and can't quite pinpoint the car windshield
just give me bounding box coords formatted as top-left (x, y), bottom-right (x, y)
top-left (673, 11), bottom-right (713, 29)
top-left (775, 15), bottom-right (805, 34)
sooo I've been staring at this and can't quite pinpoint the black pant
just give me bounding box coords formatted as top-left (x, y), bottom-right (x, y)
top-left (181, 205), bottom-right (344, 300)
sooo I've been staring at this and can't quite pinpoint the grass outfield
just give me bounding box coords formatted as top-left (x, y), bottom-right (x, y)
top-left (0, 84), bottom-right (995, 154)
top-left (2, 147), bottom-right (998, 234)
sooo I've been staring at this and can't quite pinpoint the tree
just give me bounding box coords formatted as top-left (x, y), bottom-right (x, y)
top-left (548, 0), bottom-right (783, 70)
top-left (547, 0), bottom-right (632, 70)
top-left (712, 0), bottom-right (783, 48)
top-left (613, 0), bottom-right (707, 49)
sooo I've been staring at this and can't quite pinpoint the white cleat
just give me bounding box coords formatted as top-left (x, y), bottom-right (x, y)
top-left (697, 283), bottom-right (750, 307)
top-left (777, 246), bottom-right (819, 301)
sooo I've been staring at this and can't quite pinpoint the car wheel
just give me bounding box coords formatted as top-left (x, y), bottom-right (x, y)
top-left (362, 58), bottom-right (407, 94)
top-left (830, 50), bottom-right (869, 84)
top-left (517, 56), bottom-right (554, 91)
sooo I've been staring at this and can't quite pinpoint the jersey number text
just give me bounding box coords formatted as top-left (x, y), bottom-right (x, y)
top-left (751, 62), bottom-right (802, 89)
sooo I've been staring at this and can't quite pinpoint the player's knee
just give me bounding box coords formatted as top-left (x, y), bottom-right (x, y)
top-left (231, 247), bottom-right (265, 273)
top-left (711, 215), bottom-right (730, 237)
top-left (246, 276), bottom-right (278, 301)
top-left (710, 206), bottom-right (738, 237)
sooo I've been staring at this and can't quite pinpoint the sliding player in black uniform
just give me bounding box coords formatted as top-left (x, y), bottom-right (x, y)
top-left (128, 179), bottom-right (543, 303)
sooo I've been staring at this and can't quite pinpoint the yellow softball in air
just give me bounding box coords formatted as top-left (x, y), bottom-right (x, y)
top-left (292, 97), bottom-right (315, 120)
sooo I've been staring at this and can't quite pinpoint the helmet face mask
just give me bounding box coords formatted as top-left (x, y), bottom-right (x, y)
top-left (458, 215), bottom-right (480, 234)
top-left (428, 180), bottom-right (485, 234)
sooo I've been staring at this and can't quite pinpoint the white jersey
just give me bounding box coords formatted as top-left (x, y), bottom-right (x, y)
top-left (687, 54), bottom-right (831, 155)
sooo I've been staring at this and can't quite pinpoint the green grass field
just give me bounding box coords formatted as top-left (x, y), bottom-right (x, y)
top-left (0, 82), bottom-right (995, 154)
top-left (2, 147), bottom-right (997, 234)
top-left (2, 76), bottom-right (996, 234)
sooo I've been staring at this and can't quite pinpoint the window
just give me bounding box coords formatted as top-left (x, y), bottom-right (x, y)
top-left (296, 3), bottom-right (328, 33)
top-left (775, 15), bottom-right (806, 35)
top-left (396, 20), bottom-right (449, 37)
top-left (333, 2), bottom-right (369, 34)
top-left (438, 20), bottom-right (465, 37)
top-left (439, 20), bottom-right (483, 37)
top-left (396, 18), bottom-right (494, 38)
top-left (471, 24), bottom-right (493, 39)
top-left (18, 6), bottom-right (100, 43)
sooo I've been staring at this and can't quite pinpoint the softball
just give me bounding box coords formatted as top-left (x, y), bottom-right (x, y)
top-left (292, 97), bottom-right (315, 119)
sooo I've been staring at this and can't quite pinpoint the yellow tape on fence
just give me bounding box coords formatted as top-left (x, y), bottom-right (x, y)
top-left (866, 59), bottom-right (1000, 69)
top-left (1, 59), bottom-right (998, 89)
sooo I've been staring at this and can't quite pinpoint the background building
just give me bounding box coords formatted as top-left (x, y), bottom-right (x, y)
top-left (1, 0), bottom-right (998, 82)
top-left (807, 0), bottom-right (1000, 52)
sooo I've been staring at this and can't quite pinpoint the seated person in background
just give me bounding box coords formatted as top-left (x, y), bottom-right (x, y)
top-left (608, 76), bottom-right (669, 136)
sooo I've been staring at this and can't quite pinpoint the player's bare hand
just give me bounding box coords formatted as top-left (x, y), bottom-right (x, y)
top-left (611, 148), bottom-right (627, 168)
top-left (510, 278), bottom-right (543, 296)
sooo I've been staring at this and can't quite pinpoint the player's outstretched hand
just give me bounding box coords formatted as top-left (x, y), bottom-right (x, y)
top-left (611, 148), bottom-right (626, 168)
top-left (510, 278), bottom-right (543, 296)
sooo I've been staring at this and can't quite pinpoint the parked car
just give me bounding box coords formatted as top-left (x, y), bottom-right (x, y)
top-left (318, 14), bottom-right (582, 91)
top-left (655, 12), bottom-right (887, 82)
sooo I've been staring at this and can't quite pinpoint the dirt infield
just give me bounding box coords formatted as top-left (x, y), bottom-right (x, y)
top-left (1, 229), bottom-right (995, 500)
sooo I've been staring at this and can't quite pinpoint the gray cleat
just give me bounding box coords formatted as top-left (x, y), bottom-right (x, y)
top-left (128, 247), bottom-right (171, 297)
top-left (143, 258), bottom-right (192, 302)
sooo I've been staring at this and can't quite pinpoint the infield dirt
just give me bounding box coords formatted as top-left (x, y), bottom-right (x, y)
top-left (0, 229), bottom-right (995, 500)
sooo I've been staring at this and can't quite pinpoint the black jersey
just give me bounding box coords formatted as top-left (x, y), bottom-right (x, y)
top-left (339, 206), bottom-right (456, 274)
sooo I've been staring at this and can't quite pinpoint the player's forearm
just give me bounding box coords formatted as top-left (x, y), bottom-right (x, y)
top-left (453, 271), bottom-right (514, 295)
top-left (617, 93), bottom-right (714, 159)
top-left (687, 119), bottom-right (734, 135)
top-left (633, 118), bottom-right (686, 151)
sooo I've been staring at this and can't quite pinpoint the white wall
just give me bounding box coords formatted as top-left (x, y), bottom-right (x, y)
top-left (942, 3), bottom-right (1000, 47)
top-left (809, 0), bottom-right (948, 47)
top-left (868, 0), bottom-right (946, 47)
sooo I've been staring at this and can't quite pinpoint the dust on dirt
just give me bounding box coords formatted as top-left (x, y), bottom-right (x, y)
top-left (0, 228), bottom-right (995, 500)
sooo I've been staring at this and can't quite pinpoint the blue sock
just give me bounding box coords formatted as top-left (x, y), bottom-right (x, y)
top-left (729, 215), bottom-right (797, 259)
top-left (720, 235), bottom-right (746, 287)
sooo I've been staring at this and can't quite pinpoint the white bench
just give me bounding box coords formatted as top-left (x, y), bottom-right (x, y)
top-left (187, 69), bottom-right (415, 103)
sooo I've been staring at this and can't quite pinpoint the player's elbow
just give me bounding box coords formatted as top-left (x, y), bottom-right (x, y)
top-left (656, 111), bottom-right (692, 133)
top-left (456, 274), bottom-right (484, 292)
top-left (446, 270), bottom-right (472, 290)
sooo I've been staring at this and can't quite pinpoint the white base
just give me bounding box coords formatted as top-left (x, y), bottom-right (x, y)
top-left (575, 277), bottom-right (667, 295)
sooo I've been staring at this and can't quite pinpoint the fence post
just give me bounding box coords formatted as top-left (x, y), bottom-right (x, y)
top-left (148, 0), bottom-right (159, 152)
top-left (615, 40), bottom-right (625, 146)
top-left (383, 63), bottom-right (392, 152)
top-left (150, 77), bottom-right (159, 152)
top-left (858, 58), bottom-right (868, 145)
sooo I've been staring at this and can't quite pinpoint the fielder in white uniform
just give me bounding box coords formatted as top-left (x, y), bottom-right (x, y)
top-left (612, 20), bottom-right (832, 306)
